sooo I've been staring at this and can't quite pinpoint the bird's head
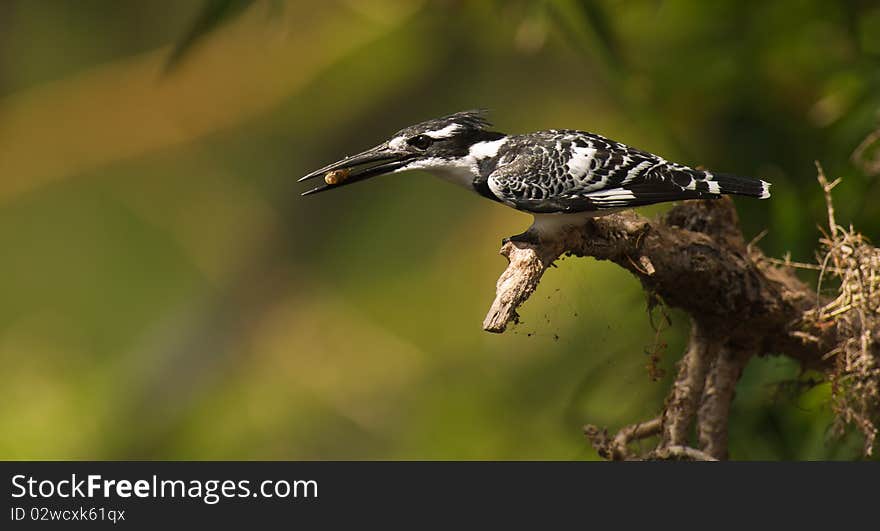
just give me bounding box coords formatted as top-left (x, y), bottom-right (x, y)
top-left (299, 110), bottom-right (506, 195)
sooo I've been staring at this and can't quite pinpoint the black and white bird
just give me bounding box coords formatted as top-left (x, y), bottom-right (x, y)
top-left (300, 110), bottom-right (770, 241)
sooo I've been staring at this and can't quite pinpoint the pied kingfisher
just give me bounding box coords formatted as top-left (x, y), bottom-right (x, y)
top-left (300, 110), bottom-right (770, 241)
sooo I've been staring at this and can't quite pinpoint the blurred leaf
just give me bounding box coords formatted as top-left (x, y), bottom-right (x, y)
top-left (0, 1), bottom-right (420, 204)
top-left (164, 0), bottom-right (257, 73)
top-left (545, 0), bottom-right (623, 79)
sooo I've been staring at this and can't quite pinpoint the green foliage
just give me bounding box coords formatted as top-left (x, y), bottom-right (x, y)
top-left (164, 0), bottom-right (257, 72)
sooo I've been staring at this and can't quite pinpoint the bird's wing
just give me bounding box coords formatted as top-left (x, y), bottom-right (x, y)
top-left (486, 131), bottom-right (746, 214)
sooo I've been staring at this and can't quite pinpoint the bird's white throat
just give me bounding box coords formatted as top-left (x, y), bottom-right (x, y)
top-left (396, 137), bottom-right (510, 189)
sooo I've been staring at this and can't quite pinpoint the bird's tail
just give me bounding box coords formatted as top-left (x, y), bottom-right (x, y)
top-left (710, 172), bottom-right (771, 199)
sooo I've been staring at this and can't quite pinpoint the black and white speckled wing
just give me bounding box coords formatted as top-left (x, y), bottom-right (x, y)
top-left (485, 130), bottom-right (769, 214)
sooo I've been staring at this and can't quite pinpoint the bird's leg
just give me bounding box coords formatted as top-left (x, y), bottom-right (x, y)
top-left (502, 216), bottom-right (557, 246)
top-left (502, 228), bottom-right (542, 246)
top-left (503, 213), bottom-right (592, 246)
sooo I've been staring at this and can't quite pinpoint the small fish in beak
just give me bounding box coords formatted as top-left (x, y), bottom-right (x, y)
top-left (299, 143), bottom-right (412, 196)
top-left (324, 168), bottom-right (351, 186)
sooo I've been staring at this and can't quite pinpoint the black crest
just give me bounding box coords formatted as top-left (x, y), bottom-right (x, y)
top-left (396, 110), bottom-right (493, 138)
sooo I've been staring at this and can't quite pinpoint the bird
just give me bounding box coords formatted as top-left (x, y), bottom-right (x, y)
top-left (299, 110), bottom-right (770, 242)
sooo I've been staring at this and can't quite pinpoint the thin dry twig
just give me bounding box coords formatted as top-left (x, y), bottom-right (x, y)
top-left (584, 417), bottom-right (662, 460)
top-left (815, 161), bottom-right (841, 238)
top-left (761, 256), bottom-right (843, 273)
top-left (804, 167), bottom-right (880, 455)
top-left (650, 445), bottom-right (718, 461)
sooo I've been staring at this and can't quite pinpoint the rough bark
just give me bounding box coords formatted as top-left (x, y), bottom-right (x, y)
top-left (661, 321), bottom-right (717, 447)
top-left (485, 192), bottom-right (878, 460)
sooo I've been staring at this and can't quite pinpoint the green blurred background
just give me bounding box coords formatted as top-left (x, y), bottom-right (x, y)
top-left (1, 0), bottom-right (879, 460)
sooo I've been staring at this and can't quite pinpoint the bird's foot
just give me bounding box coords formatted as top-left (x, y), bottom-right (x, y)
top-left (502, 230), bottom-right (542, 246)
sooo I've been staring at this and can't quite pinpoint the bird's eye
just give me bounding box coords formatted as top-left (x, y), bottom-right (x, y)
top-left (408, 135), bottom-right (433, 150)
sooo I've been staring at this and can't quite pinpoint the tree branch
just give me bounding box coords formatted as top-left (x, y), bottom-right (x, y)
top-left (584, 417), bottom-right (661, 460)
top-left (482, 192), bottom-right (879, 459)
top-left (696, 345), bottom-right (749, 459)
top-left (485, 198), bottom-right (837, 364)
top-left (483, 240), bottom-right (565, 332)
top-left (661, 321), bottom-right (718, 447)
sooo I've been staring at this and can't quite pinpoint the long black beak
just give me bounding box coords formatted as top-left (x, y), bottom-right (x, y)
top-left (299, 143), bottom-right (412, 196)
